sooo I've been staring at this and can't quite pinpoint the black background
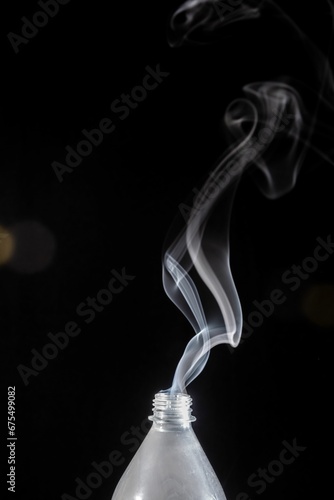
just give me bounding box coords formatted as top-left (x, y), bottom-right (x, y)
top-left (1, 1), bottom-right (331, 499)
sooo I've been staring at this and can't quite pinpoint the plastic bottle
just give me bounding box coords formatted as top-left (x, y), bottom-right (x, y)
top-left (111, 391), bottom-right (227, 499)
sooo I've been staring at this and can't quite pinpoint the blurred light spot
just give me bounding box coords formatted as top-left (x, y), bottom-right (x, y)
top-left (301, 284), bottom-right (334, 328)
top-left (0, 225), bottom-right (15, 265)
top-left (8, 220), bottom-right (56, 274)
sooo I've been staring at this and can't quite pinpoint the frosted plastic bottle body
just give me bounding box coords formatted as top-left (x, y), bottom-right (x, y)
top-left (111, 392), bottom-right (227, 499)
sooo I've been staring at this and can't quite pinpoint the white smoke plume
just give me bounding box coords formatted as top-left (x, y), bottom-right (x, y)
top-left (162, 0), bottom-right (334, 393)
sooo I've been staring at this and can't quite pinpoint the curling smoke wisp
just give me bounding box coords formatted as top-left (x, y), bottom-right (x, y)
top-left (162, 0), bottom-right (334, 394)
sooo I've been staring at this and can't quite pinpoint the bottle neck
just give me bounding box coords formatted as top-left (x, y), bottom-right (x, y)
top-left (148, 392), bottom-right (196, 430)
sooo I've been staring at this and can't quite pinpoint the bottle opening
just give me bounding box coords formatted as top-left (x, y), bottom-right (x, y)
top-left (149, 391), bottom-right (196, 424)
